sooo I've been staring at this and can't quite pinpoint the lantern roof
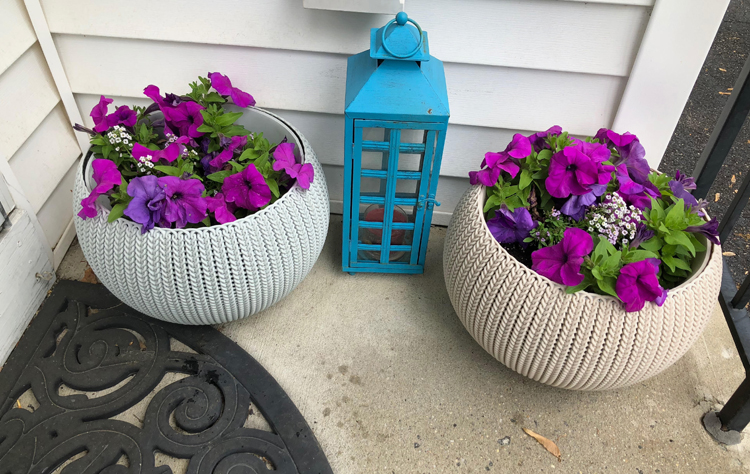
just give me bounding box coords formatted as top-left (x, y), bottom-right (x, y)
top-left (344, 13), bottom-right (449, 122)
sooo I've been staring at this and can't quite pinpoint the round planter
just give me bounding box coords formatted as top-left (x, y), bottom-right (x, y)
top-left (443, 184), bottom-right (722, 390)
top-left (73, 107), bottom-right (330, 325)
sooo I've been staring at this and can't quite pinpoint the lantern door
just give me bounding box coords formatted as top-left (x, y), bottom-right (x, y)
top-left (346, 119), bottom-right (442, 273)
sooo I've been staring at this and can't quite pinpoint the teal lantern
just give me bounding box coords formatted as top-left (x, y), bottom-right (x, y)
top-left (342, 12), bottom-right (450, 275)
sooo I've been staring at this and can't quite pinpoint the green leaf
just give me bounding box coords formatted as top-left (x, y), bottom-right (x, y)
top-left (102, 144), bottom-right (113, 159)
top-left (519, 169), bottom-right (533, 190)
top-left (566, 274), bottom-right (593, 294)
top-left (201, 216), bottom-right (211, 226)
top-left (665, 199), bottom-right (686, 230)
top-left (593, 237), bottom-right (610, 264)
top-left (596, 276), bottom-right (618, 298)
top-left (215, 112), bottom-right (243, 127)
top-left (602, 251), bottom-right (622, 272)
top-left (591, 267), bottom-right (602, 280)
top-left (537, 149), bottom-right (552, 162)
top-left (483, 193), bottom-right (502, 213)
top-left (239, 148), bottom-right (261, 161)
top-left (206, 170), bottom-right (234, 183)
top-left (639, 236), bottom-right (663, 253)
top-left (689, 233), bottom-right (707, 253)
top-left (108, 203), bottom-right (127, 223)
top-left (204, 92), bottom-right (226, 103)
top-left (196, 124), bottom-right (214, 133)
top-left (228, 161), bottom-right (245, 172)
top-left (91, 136), bottom-right (107, 146)
top-left (267, 179), bottom-right (280, 198)
top-left (662, 255), bottom-right (677, 272)
top-left (664, 230), bottom-right (696, 256)
top-left (224, 125), bottom-right (250, 137)
top-left (153, 165), bottom-right (181, 176)
top-left (624, 249), bottom-right (658, 262)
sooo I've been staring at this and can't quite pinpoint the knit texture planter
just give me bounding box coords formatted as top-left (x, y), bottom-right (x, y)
top-left (444, 184), bottom-right (722, 390)
top-left (74, 107), bottom-right (330, 325)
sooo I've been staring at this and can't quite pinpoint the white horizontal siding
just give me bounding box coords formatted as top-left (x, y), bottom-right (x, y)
top-left (0, 0), bottom-right (36, 76)
top-left (0, 43), bottom-right (60, 160)
top-left (58, 35), bottom-right (625, 135)
top-left (9, 103), bottom-right (81, 212)
top-left (41, 0), bottom-right (649, 76)
top-left (36, 159), bottom-right (78, 248)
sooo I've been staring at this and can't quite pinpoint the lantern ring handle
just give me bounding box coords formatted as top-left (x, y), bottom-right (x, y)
top-left (381, 16), bottom-right (424, 59)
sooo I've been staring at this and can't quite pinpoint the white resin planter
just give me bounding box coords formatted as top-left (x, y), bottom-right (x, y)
top-left (444, 184), bottom-right (722, 390)
top-left (74, 107), bottom-right (330, 325)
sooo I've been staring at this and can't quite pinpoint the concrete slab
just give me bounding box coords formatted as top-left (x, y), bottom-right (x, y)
top-left (58, 218), bottom-right (750, 473)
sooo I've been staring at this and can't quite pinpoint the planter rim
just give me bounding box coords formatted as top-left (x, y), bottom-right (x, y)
top-left (472, 184), bottom-right (714, 306)
top-left (79, 106), bottom-right (307, 235)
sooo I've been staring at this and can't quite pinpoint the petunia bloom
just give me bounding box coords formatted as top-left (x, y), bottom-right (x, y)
top-left (560, 183), bottom-right (607, 221)
top-left (206, 192), bottom-right (237, 224)
top-left (629, 222), bottom-right (655, 249)
top-left (527, 126), bottom-right (563, 152)
top-left (78, 159), bottom-right (122, 219)
top-left (210, 135), bottom-right (248, 168)
top-left (123, 175), bottom-right (167, 234)
top-left (545, 146), bottom-right (599, 198)
top-left (208, 72), bottom-right (256, 108)
top-left (159, 176), bottom-right (208, 228)
top-left (91, 96), bottom-right (113, 132)
top-left (668, 170), bottom-right (698, 208)
top-left (272, 142), bottom-right (315, 189)
top-left (469, 134), bottom-right (531, 185)
top-left (162, 101), bottom-right (205, 138)
top-left (615, 258), bottom-right (667, 312)
top-left (222, 164), bottom-right (272, 211)
top-left (685, 217), bottom-right (721, 245)
top-left (531, 228), bottom-right (594, 286)
top-left (486, 205), bottom-right (537, 247)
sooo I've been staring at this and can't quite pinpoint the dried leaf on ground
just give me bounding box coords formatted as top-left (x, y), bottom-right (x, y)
top-left (723, 252), bottom-right (737, 257)
top-left (732, 175), bottom-right (737, 184)
top-left (523, 428), bottom-right (561, 461)
top-left (81, 267), bottom-right (100, 284)
top-left (716, 193), bottom-right (721, 202)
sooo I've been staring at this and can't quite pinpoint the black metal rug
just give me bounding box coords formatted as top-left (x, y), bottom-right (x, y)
top-left (0, 280), bottom-right (332, 474)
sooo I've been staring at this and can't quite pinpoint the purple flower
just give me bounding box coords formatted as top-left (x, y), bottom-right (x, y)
top-left (560, 183), bottom-right (607, 221)
top-left (78, 159), bottom-right (122, 219)
top-left (272, 142), bottom-right (314, 189)
top-left (105, 106), bottom-right (137, 130)
top-left (132, 142), bottom-right (185, 164)
top-left (163, 101), bottom-right (205, 138)
top-left (209, 135), bottom-right (248, 169)
top-left (545, 146), bottom-right (599, 198)
top-left (159, 177), bottom-right (208, 228)
top-left (629, 222), bottom-right (655, 248)
top-left (686, 217), bottom-right (721, 245)
top-left (469, 134), bottom-right (531, 185)
top-left (668, 170), bottom-right (698, 208)
top-left (486, 205), bottom-right (537, 246)
top-left (597, 128), bottom-right (660, 207)
top-left (123, 175), bottom-right (167, 234)
top-left (616, 258), bottom-right (667, 312)
top-left (144, 85), bottom-right (166, 107)
top-left (208, 72), bottom-right (256, 108)
top-left (531, 228), bottom-right (594, 286)
top-left (206, 192), bottom-right (237, 224)
top-left (91, 96), bottom-right (113, 132)
top-left (527, 125), bottom-right (563, 152)
top-left (222, 164), bottom-right (272, 211)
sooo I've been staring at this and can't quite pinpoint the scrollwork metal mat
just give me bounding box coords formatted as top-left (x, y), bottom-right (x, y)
top-left (0, 280), bottom-right (332, 474)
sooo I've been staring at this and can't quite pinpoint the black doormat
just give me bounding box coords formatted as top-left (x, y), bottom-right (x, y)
top-left (0, 280), bottom-right (332, 474)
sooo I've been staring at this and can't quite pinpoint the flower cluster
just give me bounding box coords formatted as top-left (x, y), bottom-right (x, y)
top-left (471, 127), bottom-right (719, 312)
top-left (74, 74), bottom-right (314, 233)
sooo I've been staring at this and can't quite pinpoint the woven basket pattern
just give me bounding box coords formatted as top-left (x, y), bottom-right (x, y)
top-left (444, 185), bottom-right (722, 390)
top-left (74, 109), bottom-right (329, 325)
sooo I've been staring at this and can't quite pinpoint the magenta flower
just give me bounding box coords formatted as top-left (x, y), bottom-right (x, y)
top-left (131, 142), bottom-right (184, 164)
top-left (144, 85), bottom-right (166, 107)
top-left (527, 125), bottom-right (562, 152)
top-left (222, 164), bottom-right (272, 211)
top-left (560, 183), bottom-right (607, 221)
top-left (668, 170), bottom-right (698, 208)
top-left (531, 228), bottom-right (594, 286)
top-left (208, 72), bottom-right (256, 108)
top-left (469, 134), bottom-right (531, 185)
top-left (686, 217), bottom-right (721, 245)
top-left (206, 192), bottom-right (237, 224)
top-left (91, 96), bottom-right (113, 132)
top-left (123, 175), bottom-right (167, 234)
top-left (162, 101), bottom-right (205, 138)
top-left (615, 258), bottom-right (667, 312)
top-left (615, 163), bottom-right (660, 210)
top-left (272, 142), bottom-right (314, 189)
top-left (545, 146), bottom-right (599, 198)
top-left (486, 205), bottom-right (537, 247)
top-left (210, 135), bottom-right (248, 168)
top-left (107, 106), bottom-right (137, 129)
top-left (629, 223), bottom-right (655, 249)
top-left (159, 176), bottom-right (208, 228)
top-left (78, 159), bottom-right (122, 219)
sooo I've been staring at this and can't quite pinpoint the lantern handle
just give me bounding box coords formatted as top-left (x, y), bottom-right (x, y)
top-left (381, 12), bottom-right (424, 59)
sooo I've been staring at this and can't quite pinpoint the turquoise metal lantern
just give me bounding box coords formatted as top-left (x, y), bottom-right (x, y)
top-left (343, 12), bottom-right (450, 275)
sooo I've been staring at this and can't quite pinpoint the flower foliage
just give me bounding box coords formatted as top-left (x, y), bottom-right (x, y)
top-left (470, 127), bottom-right (719, 312)
top-left (74, 74), bottom-right (314, 233)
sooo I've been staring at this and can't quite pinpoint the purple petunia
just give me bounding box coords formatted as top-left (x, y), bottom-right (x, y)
top-left (272, 142), bottom-right (315, 189)
top-left (91, 96), bottom-right (113, 132)
top-left (560, 184), bottom-right (607, 221)
top-left (527, 125), bottom-right (562, 152)
top-left (629, 222), bottom-right (655, 249)
top-left (545, 146), bottom-right (599, 198)
top-left (222, 164), bottom-right (272, 211)
top-left (469, 134), bottom-right (531, 186)
top-left (668, 170), bottom-right (699, 208)
top-left (686, 217), bottom-right (721, 245)
top-left (206, 192), bottom-right (237, 224)
top-left (486, 205), bottom-right (537, 247)
top-left (531, 228), bottom-right (594, 286)
top-left (208, 72), bottom-right (256, 108)
top-left (210, 135), bottom-right (248, 169)
top-left (615, 258), bottom-right (667, 312)
top-left (163, 101), bottom-right (205, 139)
top-left (123, 175), bottom-right (167, 234)
top-left (159, 177), bottom-right (208, 228)
top-left (78, 159), bottom-right (122, 219)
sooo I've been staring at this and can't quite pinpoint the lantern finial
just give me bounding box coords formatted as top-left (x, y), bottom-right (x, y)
top-left (370, 13), bottom-right (430, 61)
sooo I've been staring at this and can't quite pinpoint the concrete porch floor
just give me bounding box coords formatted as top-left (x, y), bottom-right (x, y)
top-left (58, 216), bottom-right (750, 473)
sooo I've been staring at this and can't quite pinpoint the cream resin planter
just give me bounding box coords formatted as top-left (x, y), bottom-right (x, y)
top-left (74, 107), bottom-right (330, 325)
top-left (444, 184), bottom-right (722, 390)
